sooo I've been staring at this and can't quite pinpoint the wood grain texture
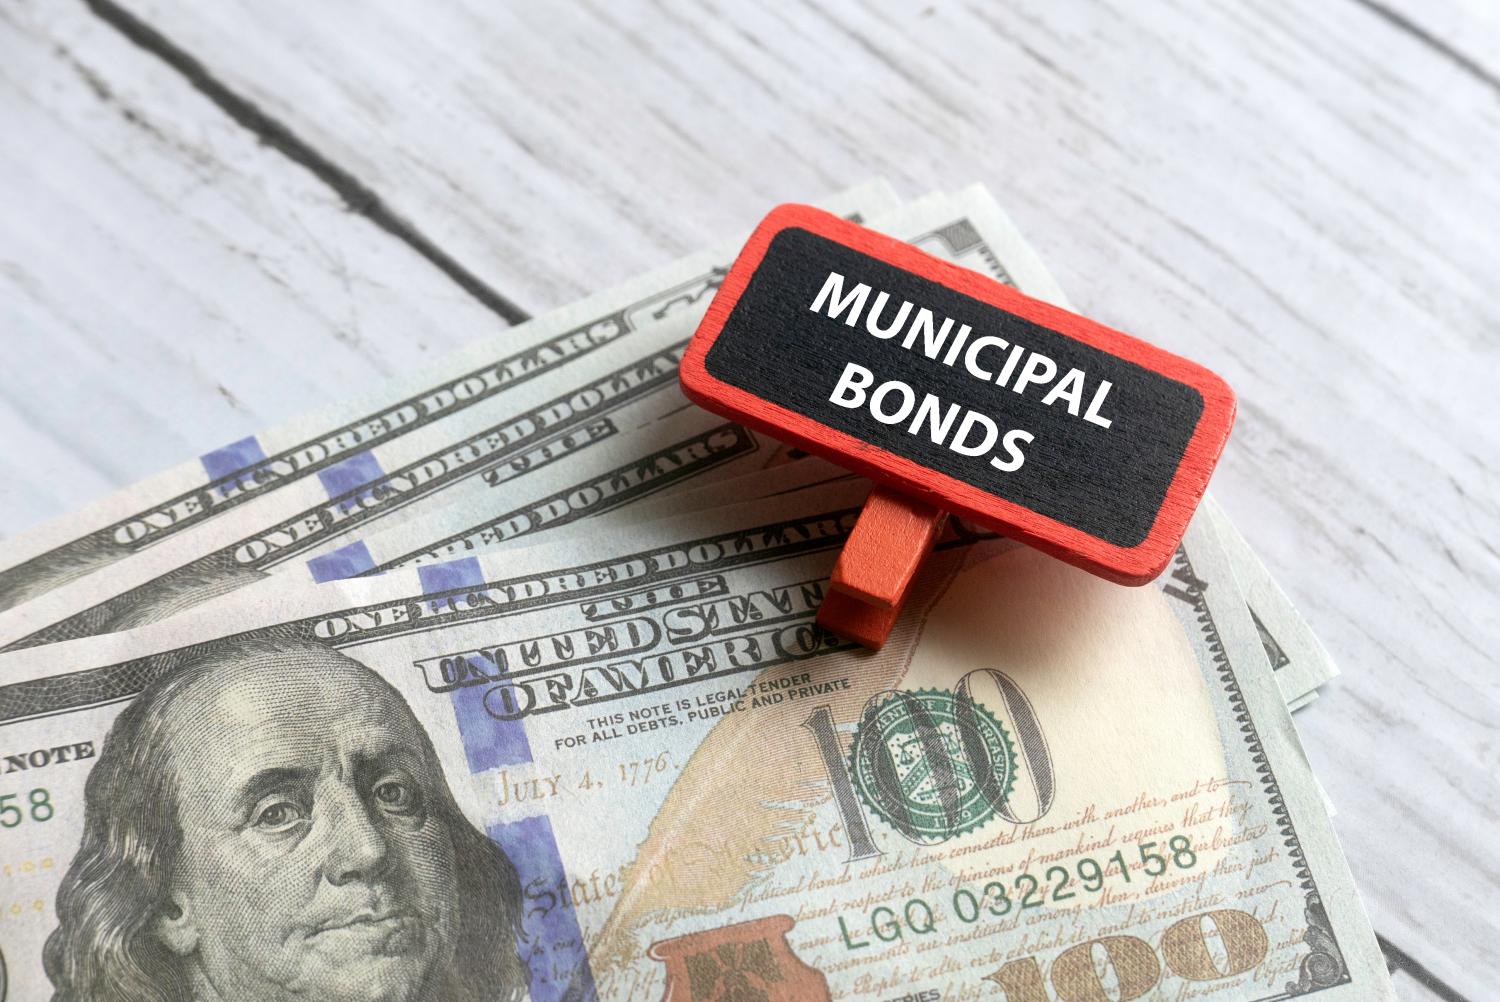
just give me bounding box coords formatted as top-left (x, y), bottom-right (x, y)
top-left (3, 0), bottom-right (1496, 996)
top-left (0, 0), bottom-right (505, 533)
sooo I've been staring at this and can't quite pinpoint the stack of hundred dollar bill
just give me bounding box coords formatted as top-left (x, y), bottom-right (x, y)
top-left (0, 183), bottom-right (1393, 1002)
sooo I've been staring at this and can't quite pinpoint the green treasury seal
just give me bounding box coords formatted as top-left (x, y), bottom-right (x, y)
top-left (850, 688), bottom-right (1016, 842)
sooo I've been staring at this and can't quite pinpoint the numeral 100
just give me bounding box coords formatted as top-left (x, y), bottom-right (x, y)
top-left (986, 908), bottom-right (1269, 1001)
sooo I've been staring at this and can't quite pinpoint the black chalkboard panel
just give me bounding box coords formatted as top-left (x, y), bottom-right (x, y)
top-left (703, 227), bottom-right (1203, 546)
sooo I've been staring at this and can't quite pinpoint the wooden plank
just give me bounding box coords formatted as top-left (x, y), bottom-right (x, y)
top-left (0, 0), bottom-right (506, 534)
top-left (8, 0), bottom-right (1498, 993)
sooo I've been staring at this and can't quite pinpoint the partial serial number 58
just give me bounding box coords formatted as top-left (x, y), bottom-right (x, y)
top-left (0, 788), bottom-right (55, 828)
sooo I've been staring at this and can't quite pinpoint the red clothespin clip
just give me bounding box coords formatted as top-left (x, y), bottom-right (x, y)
top-left (680, 206), bottom-right (1235, 649)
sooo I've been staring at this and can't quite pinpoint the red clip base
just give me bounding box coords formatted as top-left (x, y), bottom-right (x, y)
top-left (816, 487), bottom-right (948, 649)
top-left (816, 590), bottom-right (901, 650)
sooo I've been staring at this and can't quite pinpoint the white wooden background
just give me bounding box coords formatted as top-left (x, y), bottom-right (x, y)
top-left (1, 1), bottom-right (1495, 998)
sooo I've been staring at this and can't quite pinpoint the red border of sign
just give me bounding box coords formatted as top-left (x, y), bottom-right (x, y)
top-left (680, 204), bottom-right (1237, 585)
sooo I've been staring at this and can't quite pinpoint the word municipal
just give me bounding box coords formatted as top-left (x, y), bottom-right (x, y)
top-left (813, 271), bottom-right (1114, 475)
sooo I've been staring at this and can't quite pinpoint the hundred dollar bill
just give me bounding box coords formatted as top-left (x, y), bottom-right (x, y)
top-left (0, 181), bottom-right (901, 614)
top-left (252, 187), bottom-right (1049, 588)
top-left (0, 193), bottom-right (1018, 654)
top-left (0, 482), bottom-right (1391, 1000)
top-left (289, 185), bottom-right (1333, 708)
top-left (558, 477), bottom-right (1341, 708)
top-left (0, 317), bottom-right (696, 650)
top-left (200, 446), bottom-right (1328, 740)
top-left (609, 482), bottom-right (1338, 713)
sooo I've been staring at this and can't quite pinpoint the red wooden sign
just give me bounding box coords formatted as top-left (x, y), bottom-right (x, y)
top-left (681, 205), bottom-right (1235, 646)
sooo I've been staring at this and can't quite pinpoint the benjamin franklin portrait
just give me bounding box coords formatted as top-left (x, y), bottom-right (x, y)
top-left (43, 636), bottom-right (530, 1002)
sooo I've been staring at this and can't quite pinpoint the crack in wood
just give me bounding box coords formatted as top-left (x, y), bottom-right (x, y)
top-left (1351, 0), bottom-right (1500, 96)
top-left (1378, 934), bottom-right (1472, 1002)
top-left (79, 0), bottom-right (534, 327)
